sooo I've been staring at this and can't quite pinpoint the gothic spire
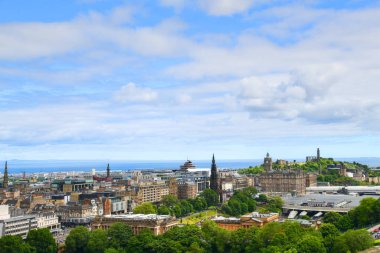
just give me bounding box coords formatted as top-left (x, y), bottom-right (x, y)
top-left (3, 161), bottom-right (9, 189)
top-left (210, 154), bottom-right (218, 192)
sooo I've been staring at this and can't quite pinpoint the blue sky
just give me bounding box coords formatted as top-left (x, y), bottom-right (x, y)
top-left (0, 0), bottom-right (380, 160)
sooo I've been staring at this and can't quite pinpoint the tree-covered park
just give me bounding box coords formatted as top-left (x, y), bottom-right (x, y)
top-left (60, 220), bottom-right (373, 253)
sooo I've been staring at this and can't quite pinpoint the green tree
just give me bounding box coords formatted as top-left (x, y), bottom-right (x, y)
top-left (148, 237), bottom-right (182, 253)
top-left (269, 196), bottom-right (284, 210)
top-left (257, 222), bottom-right (283, 248)
top-left (107, 222), bottom-right (134, 249)
top-left (26, 228), bottom-right (57, 253)
top-left (65, 226), bottom-right (90, 253)
top-left (161, 195), bottom-right (179, 207)
top-left (201, 220), bottom-right (231, 253)
top-left (221, 204), bottom-right (232, 215)
top-left (0, 235), bottom-right (33, 253)
top-left (332, 229), bottom-right (373, 253)
top-left (229, 227), bottom-right (259, 253)
top-left (319, 223), bottom-right (340, 253)
top-left (85, 229), bottom-right (108, 253)
top-left (180, 200), bottom-right (194, 216)
top-left (200, 189), bottom-right (219, 207)
top-left (157, 205), bottom-right (171, 215)
top-left (319, 223), bottom-right (340, 238)
top-left (126, 229), bottom-right (155, 253)
top-left (133, 202), bottom-right (157, 214)
top-left (247, 199), bottom-right (256, 212)
top-left (281, 221), bottom-right (304, 245)
top-left (241, 187), bottom-right (258, 197)
top-left (336, 215), bottom-right (353, 231)
top-left (350, 197), bottom-right (377, 228)
top-left (164, 225), bottom-right (206, 249)
top-left (296, 235), bottom-right (326, 253)
top-left (186, 242), bottom-right (205, 253)
top-left (323, 212), bottom-right (342, 225)
top-left (238, 166), bottom-right (264, 175)
top-left (172, 204), bottom-right (182, 217)
top-left (190, 197), bottom-right (208, 212)
top-left (104, 248), bottom-right (121, 253)
top-left (257, 194), bottom-right (268, 202)
top-left (228, 199), bottom-right (241, 216)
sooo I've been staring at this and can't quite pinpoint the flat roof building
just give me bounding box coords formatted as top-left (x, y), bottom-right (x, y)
top-left (212, 212), bottom-right (279, 231)
top-left (91, 214), bottom-right (178, 235)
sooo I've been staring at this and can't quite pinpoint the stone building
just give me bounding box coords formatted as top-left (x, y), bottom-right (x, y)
top-left (132, 181), bottom-right (169, 204)
top-left (168, 177), bottom-right (178, 197)
top-left (306, 173), bottom-right (318, 187)
top-left (35, 212), bottom-right (60, 234)
top-left (91, 214), bottom-right (178, 235)
top-left (212, 212), bottom-right (279, 231)
top-left (177, 181), bottom-right (197, 199)
top-left (259, 153), bottom-right (307, 195)
top-left (56, 204), bottom-right (94, 225)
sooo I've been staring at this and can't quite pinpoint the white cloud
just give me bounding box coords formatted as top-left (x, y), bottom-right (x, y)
top-left (0, 8), bottom-right (190, 60)
top-left (0, 22), bottom-right (90, 59)
top-left (114, 83), bottom-right (158, 103)
top-left (197, 0), bottom-right (255, 16)
top-left (159, 0), bottom-right (255, 15)
top-left (2, 2), bottom-right (380, 159)
top-left (177, 94), bottom-right (192, 104)
top-left (159, 0), bottom-right (187, 10)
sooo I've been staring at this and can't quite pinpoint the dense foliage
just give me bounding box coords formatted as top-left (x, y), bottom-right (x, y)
top-left (330, 197), bottom-right (380, 229)
top-left (133, 191), bottom-right (215, 218)
top-left (26, 228), bottom-right (57, 253)
top-left (133, 202), bottom-right (157, 214)
top-left (221, 187), bottom-right (257, 216)
top-left (134, 187), bottom-right (275, 218)
top-left (323, 197), bottom-right (380, 231)
top-left (62, 220), bottom-right (373, 253)
top-left (0, 228), bottom-right (56, 253)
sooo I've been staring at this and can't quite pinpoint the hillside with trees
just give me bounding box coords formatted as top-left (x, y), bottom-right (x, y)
top-left (238, 158), bottom-right (371, 186)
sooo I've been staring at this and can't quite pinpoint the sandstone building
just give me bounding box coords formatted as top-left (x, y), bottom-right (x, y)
top-left (91, 214), bottom-right (178, 235)
top-left (259, 153), bottom-right (307, 194)
top-left (212, 212), bottom-right (279, 231)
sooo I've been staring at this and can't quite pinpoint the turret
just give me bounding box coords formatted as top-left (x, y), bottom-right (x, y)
top-left (106, 163), bottom-right (110, 178)
top-left (264, 153), bottom-right (272, 172)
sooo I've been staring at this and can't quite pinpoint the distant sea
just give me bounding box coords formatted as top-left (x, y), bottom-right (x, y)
top-left (1, 157), bottom-right (380, 174)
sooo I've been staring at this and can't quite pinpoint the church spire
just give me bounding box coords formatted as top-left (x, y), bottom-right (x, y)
top-left (3, 161), bottom-right (9, 189)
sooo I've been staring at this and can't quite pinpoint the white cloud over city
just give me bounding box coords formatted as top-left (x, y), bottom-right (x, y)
top-left (0, 0), bottom-right (380, 159)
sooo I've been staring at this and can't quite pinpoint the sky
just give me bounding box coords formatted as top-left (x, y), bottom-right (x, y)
top-left (0, 0), bottom-right (380, 160)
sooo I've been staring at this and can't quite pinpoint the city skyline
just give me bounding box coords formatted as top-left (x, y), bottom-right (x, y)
top-left (1, 0), bottom-right (380, 160)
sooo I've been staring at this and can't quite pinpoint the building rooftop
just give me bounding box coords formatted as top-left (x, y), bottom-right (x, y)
top-left (104, 214), bottom-right (173, 221)
top-left (242, 212), bottom-right (279, 218)
top-left (212, 216), bottom-right (241, 223)
top-left (283, 193), bottom-right (378, 208)
top-left (1, 215), bottom-right (36, 222)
